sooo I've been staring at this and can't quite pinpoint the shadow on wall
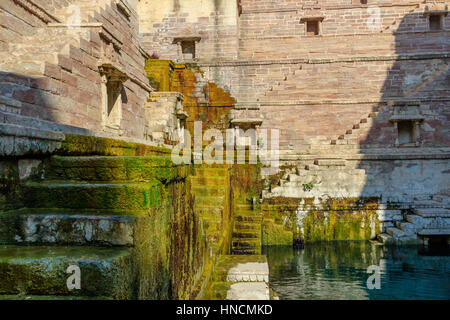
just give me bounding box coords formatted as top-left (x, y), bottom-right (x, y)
top-left (0, 71), bottom-right (57, 122)
top-left (356, 12), bottom-right (450, 204)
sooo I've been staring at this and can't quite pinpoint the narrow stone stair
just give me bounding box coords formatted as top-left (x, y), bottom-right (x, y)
top-left (231, 204), bottom-right (262, 255)
top-left (376, 206), bottom-right (450, 244)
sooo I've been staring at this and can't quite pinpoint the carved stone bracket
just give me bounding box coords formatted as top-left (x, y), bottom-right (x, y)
top-left (424, 3), bottom-right (449, 16)
top-left (98, 63), bottom-right (128, 83)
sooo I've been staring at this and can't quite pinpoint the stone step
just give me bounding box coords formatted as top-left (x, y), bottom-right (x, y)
top-left (190, 176), bottom-right (228, 186)
top-left (234, 204), bottom-right (254, 210)
top-left (0, 94), bottom-right (22, 113)
top-left (194, 196), bottom-right (226, 207)
top-left (234, 214), bottom-right (262, 223)
top-left (21, 181), bottom-right (162, 210)
top-left (225, 282), bottom-right (270, 300)
top-left (193, 167), bottom-right (229, 176)
top-left (0, 245), bottom-right (133, 298)
top-left (212, 255), bottom-right (268, 283)
top-left (45, 156), bottom-right (181, 182)
top-left (386, 227), bottom-right (405, 238)
top-left (233, 222), bottom-right (261, 232)
top-left (230, 248), bottom-right (261, 255)
top-left (376, 233), bottom-right (393, 244)
top-left (191, 185), bottom-right (227, 197)
top-left (231, 238), bottom-right (261, 249)
top-left (415, 208), bottom-right (450, 218)
top-left (234, 208), bottom-right (260, 215)
top-left (406, 214), bottom-right (425, 225)
top-left (232, 231), bottom-right (261, 239)
top-left (0, 210), bottom-right (134, 246)
top-left (418, 228), bottom-right (450, 236)
top-left (396, 221), bottom-right (417, 232)
top-left (205, 281), bottom-right (269, 300)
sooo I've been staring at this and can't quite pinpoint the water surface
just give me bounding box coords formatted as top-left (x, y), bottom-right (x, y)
top-left (263, 242), bottom-right (450, 300)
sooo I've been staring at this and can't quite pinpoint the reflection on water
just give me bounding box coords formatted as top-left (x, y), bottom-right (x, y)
top-left (263, 242), bottom-right (450, 300)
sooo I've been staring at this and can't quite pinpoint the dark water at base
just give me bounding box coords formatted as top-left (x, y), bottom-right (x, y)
top-left (263, 242), bottom-right (450, 300)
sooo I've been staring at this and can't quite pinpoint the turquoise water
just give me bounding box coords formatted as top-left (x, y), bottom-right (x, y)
top-left (263, 242), bottom-right (450, 300)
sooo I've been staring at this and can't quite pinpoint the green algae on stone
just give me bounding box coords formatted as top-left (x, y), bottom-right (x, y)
top-left (58, 134), bottom-right (171, 157)
top-left (262, 219), bottom-right (293, 246)
top-left (0, 245), bottom-right (134, 298)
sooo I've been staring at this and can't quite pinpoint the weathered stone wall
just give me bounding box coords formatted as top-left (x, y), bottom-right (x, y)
top-left (141, 0), bottom-right (449, 152)
top-left (1, 0), bottom-right (153, 141)
top-left (145, 59), bottom-right (236, 139)
top-left (138, 0), bottom-right (239, 61)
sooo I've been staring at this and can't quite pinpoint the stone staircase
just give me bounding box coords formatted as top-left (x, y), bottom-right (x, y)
top-left (263, 159), bottom-right (367, 199)
top-left (0, 155), bottom-right (185, 299)
top-left (231, 204), bottom-right (262, 255)
top-left (262, 65), bottom-right (303, 98)
top-left (377, 206), bottom-right (450, 244)
top-left (380, 2), bottom-right (423, 34)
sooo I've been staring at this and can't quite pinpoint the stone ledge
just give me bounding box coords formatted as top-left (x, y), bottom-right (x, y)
top-left (0, 123), bottom-right (64, 141)
top-left (198, 53), bottom-right (450, 68)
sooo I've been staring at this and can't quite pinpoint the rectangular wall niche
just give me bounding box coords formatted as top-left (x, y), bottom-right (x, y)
top-left (301, 17), bottom-right (324, 36)
top-left (429, 15), bottom-right (442, 30)
top-left (390, 103), bottom-right (424, 147)
top-left (397, 121), bottom-right (415, 144)
top-left (174, 36), bottom-right (201, 61)
top-left (307, 21), bottom-right (319, 35)
top-left (99, 64), bottom-right (129, 134)
top-left (181, 41), bottom-right (196, 59)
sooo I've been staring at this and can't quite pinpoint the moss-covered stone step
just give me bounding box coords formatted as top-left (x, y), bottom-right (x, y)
top-left (233, 222), bottom-right (261, 232)
top-left (21, 181), bottom-right (162, 210)
top-left (234, 204), bottom-right (254, 210)
top-left (234, 214), bottom-right (262, 223)
top-left (212, 255), bottom-right (268, 283)
top-left (191, 185), bottom-right (227, 197)
top-left (190, 176), bottom-right (228, 186)
top-left (194, 196), bottom-right (226, 207)
top-left (44, 156), bottom-right (185, 183)
top-left (0, 211), bottom-right (135, 246)
top-left (0, 245), bottom-right (134, 298)
top-left (195, 207), bottom-right (223, 218)
top-left (231, 248), bottom-right (261, 255)
top-left (231, 238), bottom-right (261, 249)
top-left (232, 231), bottom-right (261, 239)
top-left (193, 167), bottom-right (229, 177)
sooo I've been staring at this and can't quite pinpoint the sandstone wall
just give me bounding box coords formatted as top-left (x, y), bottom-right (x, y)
top-left (141, 0), bottom-right (450, 153)
top-left (1, 0), bottom-right (153, 142)
top-left (139, 0), bottom-right (239, 61)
